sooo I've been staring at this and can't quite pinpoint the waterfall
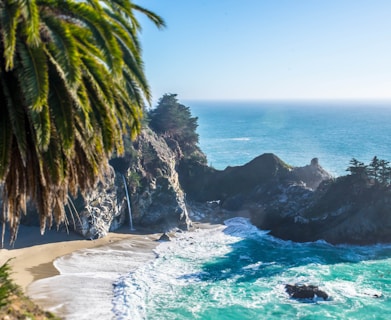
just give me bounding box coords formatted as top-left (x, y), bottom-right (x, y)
top-left (122, 174), bottom-right (134, 230)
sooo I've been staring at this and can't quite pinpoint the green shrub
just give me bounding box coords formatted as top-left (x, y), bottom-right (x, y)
top-left (0, 260), bottom-right (14, 308)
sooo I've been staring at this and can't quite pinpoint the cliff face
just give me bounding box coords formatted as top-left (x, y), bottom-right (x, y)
top-left (9, 126), bottom-right (192, 240)
top-left (179, 153), bottom-right (292, 203)
top-left (249, 166), bottom-right (391, 245)
top-left (123, 128), bottom-right (191, 231)
top-left (66, 127), bottom-right (192, 238)
top-left (262, 175), bottom-right (391, 245)
top-left (70, 168), bottom-right (125, 239)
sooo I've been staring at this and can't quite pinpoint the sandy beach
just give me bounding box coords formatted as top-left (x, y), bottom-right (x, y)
top-left (0, 219), bottom-right (222, 319)
top-left (0, 224), bottom-right (162, 318)
top-left (0, 225), bottom-right (153, 290)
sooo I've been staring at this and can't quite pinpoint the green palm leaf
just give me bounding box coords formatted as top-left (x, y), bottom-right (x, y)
top-left (0, 0), bottom-right (165, 245)
top-left (0, 1), bottom-right (21, 70)
top-left (42, 14), bottom-right (81, 86)
top-left (16, 40), bottom-right (49, 111)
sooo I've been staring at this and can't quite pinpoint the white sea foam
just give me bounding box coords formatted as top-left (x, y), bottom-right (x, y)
top-left (229, 137), bottom-right (251, 141)
top-left (27, 237), bottom-right (157, 320)
top-left (28, 217), bottom-right (391, 319)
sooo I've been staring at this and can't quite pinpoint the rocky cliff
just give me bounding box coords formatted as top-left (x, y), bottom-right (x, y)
top-left (259, 174), bottom-right (391, 245)
top-left (181, 154), bottom-right (391, 245)
top-left (70, 126), bottom-right (193, 239)
top-left (5, 126), bottom-right (193, 240)
top-left (5, 126), bottom-right (391, 245)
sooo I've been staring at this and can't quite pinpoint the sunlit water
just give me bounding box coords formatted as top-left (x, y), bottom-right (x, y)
top-left (189, 100), bottom-right (391, 176)
top-left (113, 218), bottom-right (391, 320)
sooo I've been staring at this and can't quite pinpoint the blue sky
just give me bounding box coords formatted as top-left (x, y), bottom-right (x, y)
top-left (137, 1), bottom-right (391, 103)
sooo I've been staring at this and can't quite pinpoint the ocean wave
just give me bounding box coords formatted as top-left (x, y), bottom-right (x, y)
top-left (112, 217), bottom-right (391, 319)
top-left (229, 137), bottom-right (251, 141)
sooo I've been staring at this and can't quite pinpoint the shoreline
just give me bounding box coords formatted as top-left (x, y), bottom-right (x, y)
top-left (0, 221), bottom-right (222, 318)
top-left (0, 225), bottom-right (157, 293)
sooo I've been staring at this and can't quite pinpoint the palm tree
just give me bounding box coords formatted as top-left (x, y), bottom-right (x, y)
top-left (0, 0), bottom-right (165, 245)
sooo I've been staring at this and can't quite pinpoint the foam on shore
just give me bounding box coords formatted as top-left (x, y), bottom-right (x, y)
top-left (27, 235), bottom-right (159, 319)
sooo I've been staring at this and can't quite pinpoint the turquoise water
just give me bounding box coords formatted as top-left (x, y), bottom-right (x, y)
top-left (189, 100), bottom-right (391, 176)
top-left (113, 218), bottom-right (391, 319)
top-left (111, 101), bottom-right (391, 319)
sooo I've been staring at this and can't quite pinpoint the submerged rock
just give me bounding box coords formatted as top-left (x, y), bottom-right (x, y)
top-left (285, 284), bottom-right (329, 301)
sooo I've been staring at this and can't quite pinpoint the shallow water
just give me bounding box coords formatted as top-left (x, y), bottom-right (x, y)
top-left (27, 237), bottom-right (157, 319)
top-left (113, 218), bottom-right (391, 320)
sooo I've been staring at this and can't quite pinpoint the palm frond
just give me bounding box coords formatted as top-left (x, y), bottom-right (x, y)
top-left (46, 60), bottom-right (75, 154)
top-left (41, 14), bottom-right (82, 86)
top-left (28, 103), bottom-right (51, 152)
top-left (15, 40), bottom-right (49, 111)
top-left (22, 0), bottom-right (41, 46)
top-left (0, 1), bottom-right (21, 70)
top-left (132, 3), bottom-right (166, 29)
top-left (0, 75), bottom-right (27, 167)
top-left (0, 0), bottom-right (163, 244)
top-left (66, 1), bottom-right (123, 76)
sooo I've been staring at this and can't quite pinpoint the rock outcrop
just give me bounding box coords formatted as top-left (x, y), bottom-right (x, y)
top-left (182, 154), bottom-right (391, 245)
top-left (291, 158), bottom-right (333, 190)
top-left (285, 284), bottom-right (328, 301)
top-left (66, 126), bottom-right (193, 238)
top-left (179, 153), bottom-right (292, 204)
top-left (71, 168), bottom-right (125, 239)
top-left (261, 174), bottom-right (391, 245)
top-left (122, 127), bottom-right (191, 231)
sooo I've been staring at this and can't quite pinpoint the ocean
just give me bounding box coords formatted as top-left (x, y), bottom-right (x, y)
top-left (189, 100), bottom-right (391, 176)
top-left (28, 101), bottom-right (391, 319)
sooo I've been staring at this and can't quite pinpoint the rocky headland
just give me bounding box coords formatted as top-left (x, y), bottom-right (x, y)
top-left (31, 129), bottom-right (391, 245)
top-left (4, 96), bottom-right (391, 246)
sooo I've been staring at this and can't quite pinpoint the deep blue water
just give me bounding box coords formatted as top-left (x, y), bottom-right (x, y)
top-left (188, 100), bottom-right (391, 176)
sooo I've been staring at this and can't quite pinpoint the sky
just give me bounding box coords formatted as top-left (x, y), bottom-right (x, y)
top-left (136, 0), bottom-right (391, 103)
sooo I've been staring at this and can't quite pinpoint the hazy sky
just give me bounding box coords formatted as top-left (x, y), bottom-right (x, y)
top-left (137, 1), bottom-right (391, 102)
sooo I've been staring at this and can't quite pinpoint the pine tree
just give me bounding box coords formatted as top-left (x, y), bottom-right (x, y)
top-left (346, 158), bottom-right (367, 177)
top-left (149, 94), bottom-right (200, 157)
top-left (368, 156), bottom-right (381, 182)
top-left (378, 159), bottom-right (391, 185)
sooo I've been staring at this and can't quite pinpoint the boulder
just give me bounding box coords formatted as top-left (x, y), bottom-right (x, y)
top-left (157, 233), bottom-right (171, 242)
top-left (285, 284), bottom-right (328, 300)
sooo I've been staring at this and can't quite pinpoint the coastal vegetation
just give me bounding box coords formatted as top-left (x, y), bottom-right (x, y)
top-left (0, 0), bottom-right (164, 244)
top-left (148, 94), bottom-right (201, 159)
top-left (347, 156), bottom-right (391, 186)
top-left (0, 261), bottom-right (58, 319)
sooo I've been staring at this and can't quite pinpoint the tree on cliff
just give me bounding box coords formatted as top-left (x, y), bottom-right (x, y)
top-left (346, 158), bottom-right (367, 177)
top-left (148, 94), bottom-right (201, 157)
top-left (0, 0), bottom-right (165, 245)
top-left (347, 157), bottom-right (391, 186)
